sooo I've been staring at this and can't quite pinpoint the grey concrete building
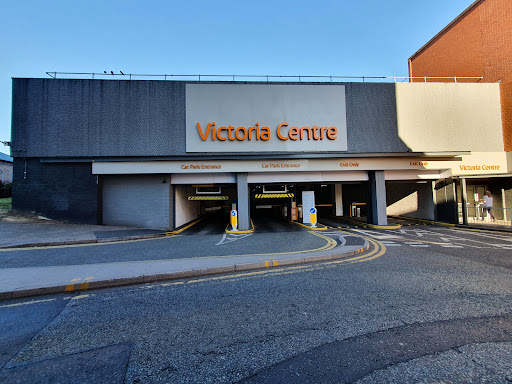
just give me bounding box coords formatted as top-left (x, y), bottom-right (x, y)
top-left (0, 153), bottom-right (13, 185)
top-left (10, 78), bottom-right (510, 229)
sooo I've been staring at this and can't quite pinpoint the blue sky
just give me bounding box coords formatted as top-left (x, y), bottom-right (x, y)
top-left (0, 0), bottom-right (476, 156)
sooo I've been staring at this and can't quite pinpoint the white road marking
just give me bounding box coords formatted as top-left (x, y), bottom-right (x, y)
top-left (0, 298), bottom-right (57, 308)
top-left (391, 228), bottom-right (506, 248)
top-left (442, 229), bottom-right (512, 243)
top-left (355, 226), bottom-right (512, 251)
top-left (350, 229), bottom-right (403, 240)
top-left (215, 233), bottom-right (253, 246)
top-left (388, 229), bottom-right (439, 237)
top-left (380, 241), bottom-right (402, 247)
top-left (405, 242), bottom-right (430, 247)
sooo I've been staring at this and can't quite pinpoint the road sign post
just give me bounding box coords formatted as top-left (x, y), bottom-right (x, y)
top-left (310, 207), bottom-right (317, 228)
top-left (230, 210), bottom-right (238, 231)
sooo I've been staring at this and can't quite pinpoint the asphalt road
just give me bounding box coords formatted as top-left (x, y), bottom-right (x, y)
top-left (0, 216), bottom-right (327, 268)
top-left (1, 222), bottom-right (512, 383)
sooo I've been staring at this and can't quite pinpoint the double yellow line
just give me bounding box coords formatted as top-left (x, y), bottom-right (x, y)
top-left (324, 238), bottom-right (386, 266)
top-left (146, 236), bottom-right (385, 289)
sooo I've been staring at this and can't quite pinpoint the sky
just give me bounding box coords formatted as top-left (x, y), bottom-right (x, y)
top-left (0, 0), bottom-right (477, 156)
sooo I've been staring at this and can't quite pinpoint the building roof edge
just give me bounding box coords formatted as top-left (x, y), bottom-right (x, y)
top-left (409, 0), bottom-right (483, 62)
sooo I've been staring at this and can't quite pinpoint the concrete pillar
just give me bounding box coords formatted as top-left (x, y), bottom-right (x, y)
top-left (502, 188), bottom-right (508, 222)
top-left (368, 171), bottom-right (388, 226)
top-left (168, 182), bottom-right (175, 231)
top-left (237, 173), bottom-right (250, 231)
top-left (431, 180), bottom-right (437, 221)
top-left (334, 184), bottom-right (343, 216)
top-left (452, 179), bottom-right (459, 224)
top-left (461, 178), bottom-right (468, 225)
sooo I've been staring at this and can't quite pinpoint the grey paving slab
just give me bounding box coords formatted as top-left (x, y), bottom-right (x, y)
top-left (0, 241), bottom-right (367, 298)
top-left (0, 221), bottom-right (163, 248)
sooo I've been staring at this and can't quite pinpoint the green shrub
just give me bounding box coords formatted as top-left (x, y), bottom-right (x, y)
top-left (0, 183), bottom-right (12, 198)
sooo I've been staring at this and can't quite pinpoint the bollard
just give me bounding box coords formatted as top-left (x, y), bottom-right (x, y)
top-left (310, 207), bottom-right (317, 228)
top-left (230, 210), bottom-right (238, 231)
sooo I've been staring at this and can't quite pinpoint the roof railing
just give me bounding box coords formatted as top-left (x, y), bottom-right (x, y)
top-left (45, 72), bottom-right (484, 83)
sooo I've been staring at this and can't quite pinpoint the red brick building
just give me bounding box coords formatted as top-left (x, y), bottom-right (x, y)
top-left (409, 0), bottom-right (512, 151)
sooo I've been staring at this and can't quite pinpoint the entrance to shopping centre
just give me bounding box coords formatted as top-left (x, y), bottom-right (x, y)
top-left (458, 178), bottom-right (512, 225)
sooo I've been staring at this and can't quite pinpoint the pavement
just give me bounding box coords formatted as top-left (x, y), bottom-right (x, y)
top-left (0, 215), bottom-right (369, 300)
top-left (1, 212), bottom-right (510, 301)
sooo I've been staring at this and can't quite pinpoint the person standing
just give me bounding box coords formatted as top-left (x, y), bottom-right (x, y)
top-left (481, 191), bottom-right (495, 221)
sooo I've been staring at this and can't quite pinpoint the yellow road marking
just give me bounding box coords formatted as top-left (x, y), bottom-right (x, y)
top-left (350, 240), bottom-right (386, 263)
top-left (80, 280), bottom-right (92, 290)
top-left (167, 216), bottom-right (208, 235)
top-left (149, 239), bottom-right (384, 288)
top-left (0, 234), bottom-right (179, 252)
top-left (154, 265), bottom-right (313, 288)
top-left (226, 219), bottom-right (255, 234)
top-left (289, 220), bottom-right (328, 231)
top-left (325, 238), bottom-right (382, 265)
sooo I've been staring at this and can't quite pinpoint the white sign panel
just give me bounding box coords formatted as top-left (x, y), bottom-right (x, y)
top-left (302, 191), bottom-right (315, 224)
top-left (186, 84), bottom-right (348, 153)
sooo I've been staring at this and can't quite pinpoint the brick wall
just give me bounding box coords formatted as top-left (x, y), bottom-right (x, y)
top-left (410, 0), bottom-right (512, 151)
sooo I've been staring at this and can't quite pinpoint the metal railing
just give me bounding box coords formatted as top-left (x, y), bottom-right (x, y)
top-left (45, 72), bottom-right (484, 83)
top-left (460, 205), bottom-right (512, 226)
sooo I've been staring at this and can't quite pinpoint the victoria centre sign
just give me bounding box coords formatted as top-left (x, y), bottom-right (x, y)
top-left (186, 84), bottom-right (348, 152)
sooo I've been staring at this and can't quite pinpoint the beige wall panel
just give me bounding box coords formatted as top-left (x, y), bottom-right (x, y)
top-left (396, 83), bottom-right (503, 152)
top-left (175, 186), bottom-right (202, 228)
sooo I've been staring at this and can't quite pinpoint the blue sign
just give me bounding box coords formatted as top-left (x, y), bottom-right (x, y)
top-left (310, 208), bottom-right (316, 214)
top-left (231, 211), bottom-right (237, 216)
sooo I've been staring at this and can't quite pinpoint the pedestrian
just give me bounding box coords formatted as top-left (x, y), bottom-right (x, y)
top-left (481, 190), bottom-right (495, 221)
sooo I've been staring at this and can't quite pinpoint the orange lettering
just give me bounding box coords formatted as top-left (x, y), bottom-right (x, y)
top-left (260, 126), bottom-right (270, 141)
top-left (300, 126), bottom-right (312, 140)
top-left (228, 126), bottom-right (236, 141)
top-left (196, 122), bottom-right (211, 141)
top-left (277, 122), bottom-right (289, 141)
top-left (326, 126), bottom-right (337, 140)
top-left (289, 126), bottom-right (299, 141)
top-left (217, 127), bottom-right (227, 141)
top-left (248, 126), bottom-right (257, 140)
top-left (311, 125), bottom-right (321, 140)
top-left (235, 127), bottom-right (248, 141)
